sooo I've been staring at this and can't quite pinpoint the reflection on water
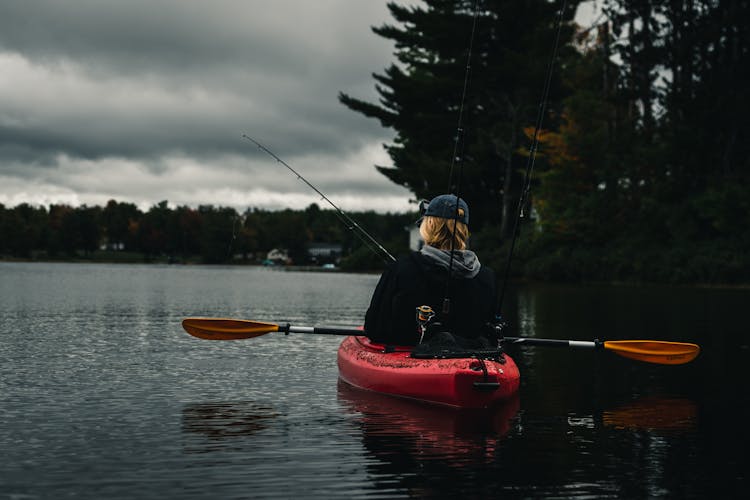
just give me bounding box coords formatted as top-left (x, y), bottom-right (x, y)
top-left (338, 380), bottom-right (520, 462)
top-left (603, 396), bottom-right (698, 432)
top-left (1, 263), bottom-right (748, 498)
top-left (182, 401), bottom-right (280, 454)
top-left (337, 381), bottom-right (522, 498)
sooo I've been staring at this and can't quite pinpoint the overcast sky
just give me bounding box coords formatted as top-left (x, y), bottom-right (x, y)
top-left (0, 0), bottom-right (422, 213)
top-left (1, 1), bottom-right (597, 214)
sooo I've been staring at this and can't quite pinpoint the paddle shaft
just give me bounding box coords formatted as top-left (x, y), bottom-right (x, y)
top-left (502, 337), bottom-right (601, 349)
top-left (282, 325), bottom-right (361, 336)
top-left (287, 332), bottom-right (598, 350)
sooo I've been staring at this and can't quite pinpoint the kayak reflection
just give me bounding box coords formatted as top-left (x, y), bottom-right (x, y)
top-left (181, 401), bottom-right (279, 454)
top-left (603, 396), bottom-right (698, 432)
top-left (337, 380), bottom-right (520, 463)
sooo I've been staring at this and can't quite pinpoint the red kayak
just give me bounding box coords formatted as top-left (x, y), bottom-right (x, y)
top-left (337, 336), bottom-right (520, 408)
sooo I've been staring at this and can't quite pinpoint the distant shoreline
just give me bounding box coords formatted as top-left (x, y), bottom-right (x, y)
top-left (0, 256), bottom-right (379, 274)
top-left (3, 257), bottom-right (748, 288)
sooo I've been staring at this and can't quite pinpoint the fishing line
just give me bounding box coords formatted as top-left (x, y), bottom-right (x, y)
top-left (225, 213), bottom-right (239, 261)
top-left (443, 0), bottom-right (481, 316)
top-left (496, 0), bottom-right (568, 316)
top-left (242, 134), bottom-right (396, 264)
top-left (446, 0), bottom-right (480, 192)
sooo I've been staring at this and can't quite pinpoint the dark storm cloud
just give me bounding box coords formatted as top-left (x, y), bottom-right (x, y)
top-left (0, 0), bottom-right (384, 82)
top-left (0, 1), bottom-right (417, 212)
top-left (0, 1), bottom-right (394, 161)
top-left (1, 1), bottom-right (357, 74)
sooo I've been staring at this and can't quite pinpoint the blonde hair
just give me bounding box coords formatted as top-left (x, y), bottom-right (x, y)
top-left (419, 210), bottom-right (469, 251)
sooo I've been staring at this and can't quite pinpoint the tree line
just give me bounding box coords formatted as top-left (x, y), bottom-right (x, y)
top-left (4, 1), bottom-right (748, 284)
top-left (339, 0), bottom-right (750, 284)
top-left (0, 200), bottom-right (414, 270)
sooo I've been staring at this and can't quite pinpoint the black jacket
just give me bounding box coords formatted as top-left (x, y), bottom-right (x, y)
top-left (364, 251), bottom-right (497, 345)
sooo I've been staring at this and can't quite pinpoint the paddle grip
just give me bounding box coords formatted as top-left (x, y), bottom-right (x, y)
top-left (312, 327), bottom-right (361, 336)
top-left (286, 325), bottom-right (361, 336)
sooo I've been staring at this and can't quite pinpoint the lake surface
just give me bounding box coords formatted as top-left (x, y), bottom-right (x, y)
top-left (1, 262), bottom-right (748, 498)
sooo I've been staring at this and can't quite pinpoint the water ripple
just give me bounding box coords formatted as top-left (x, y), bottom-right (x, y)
top-left (1, 263), bottom-right (747, 498)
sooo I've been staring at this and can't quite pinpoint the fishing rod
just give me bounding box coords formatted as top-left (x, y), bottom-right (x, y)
top-left (242, 134), bottom-right (396, 264)
top-left (446, 1), bottom-right (480, 193)
top-left (496, 0), bottom-right (568, 316)
top-left (442, 1), bottom-right (480, 316)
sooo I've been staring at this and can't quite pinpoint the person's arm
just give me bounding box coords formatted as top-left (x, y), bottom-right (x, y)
top-left (364, 262), bottom-right (398, 342)
top-left (487, 267), bottom-right (498, 322)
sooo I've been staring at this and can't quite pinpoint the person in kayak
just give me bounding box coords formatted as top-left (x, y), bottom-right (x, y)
top-left (364, 194), bottom-right (496, 346)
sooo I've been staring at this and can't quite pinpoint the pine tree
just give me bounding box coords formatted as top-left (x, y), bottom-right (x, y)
top-left (340, 0), bottom-right (579, 236)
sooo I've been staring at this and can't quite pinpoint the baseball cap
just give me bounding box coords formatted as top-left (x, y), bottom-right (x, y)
top-left (418, 194), bottom-right (469, 225)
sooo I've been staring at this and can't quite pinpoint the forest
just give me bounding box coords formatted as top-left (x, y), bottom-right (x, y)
top-left (3, 0), bottom-right (749, 284)
top-left (338, 0), bottom-right (750, 284)
top-left (0, 200), bottom-right (414, 270)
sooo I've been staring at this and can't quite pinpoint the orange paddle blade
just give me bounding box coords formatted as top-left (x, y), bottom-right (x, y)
top-left (603, 340), bottom-right (700, 365)
top-left (182, 318), bottom-right (280, 340)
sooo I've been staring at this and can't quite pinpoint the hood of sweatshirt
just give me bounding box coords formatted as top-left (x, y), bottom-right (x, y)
top-left (419, 245), bottom-right (481, 279)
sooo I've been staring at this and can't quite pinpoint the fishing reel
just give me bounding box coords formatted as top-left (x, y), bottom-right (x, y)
top-left (485, 316), bottom-right (508, 346)
top-left (415, 305), bottom-right (436, 344)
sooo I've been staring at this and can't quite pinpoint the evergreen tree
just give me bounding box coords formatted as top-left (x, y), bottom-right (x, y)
top-left (198, 205), bottom-right (238, 264)
top-left (526, 0), bottom-right (750, 282)
top-left (138, 201), bottom-right (171, 259)
top-left (340, 0), bottom-right (579, 237)
top-left (340, 0), bottom-right (576, 236)
top-left (102, 200), bottom-right (141, 251)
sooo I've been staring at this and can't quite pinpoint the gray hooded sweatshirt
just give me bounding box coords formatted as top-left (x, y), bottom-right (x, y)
top-left (419, 245), bottom-right (481, 279)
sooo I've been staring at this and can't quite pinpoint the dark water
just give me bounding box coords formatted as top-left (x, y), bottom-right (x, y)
top-left (1, 262), bottom-right (747, 498)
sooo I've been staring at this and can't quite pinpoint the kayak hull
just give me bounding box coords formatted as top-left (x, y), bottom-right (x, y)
top-left (337, 336), bottom-right (520, 409)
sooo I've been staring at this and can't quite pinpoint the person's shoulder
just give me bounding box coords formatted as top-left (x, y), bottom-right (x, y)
top-left (394, 251), bottom-right (421, 265)
top-left (392, 251), bottom-right (427, 276)
top-left (476, 262), bottom-right (495, 282)
top-left (478, 263), bottom-right (494, 276)
top-left (377, 252), bottom-right (419, 275)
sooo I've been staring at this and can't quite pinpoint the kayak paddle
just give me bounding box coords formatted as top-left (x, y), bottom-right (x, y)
top-left (501, 337), bottom-right (700, 365)
top-left (182, 317), bottom-right (360, 340)
top-left (182, 317), bottom-right (700, 365)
